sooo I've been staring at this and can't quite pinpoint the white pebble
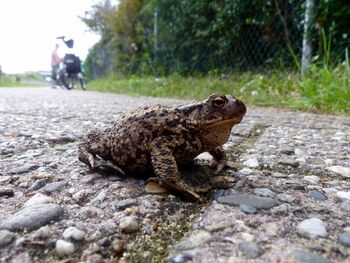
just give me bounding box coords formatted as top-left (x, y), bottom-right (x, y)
top-left (243, 158), bottom-right (259, 168)
top-left (296, 218), bottom-right (327, 239)
top-left (63, 227), bottom-right (85, 241)
top-left (303, 176), bottom-right (320, 185)
top-left (56, 239), bottom-right (75, 256)
top-left (337, 191), bottom-right (350, 200)
top-left (24, 193), bottom-right (53, 207)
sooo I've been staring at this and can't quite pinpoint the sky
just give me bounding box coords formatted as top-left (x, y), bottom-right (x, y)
top-left (0, 0), bottom-right (102, 74)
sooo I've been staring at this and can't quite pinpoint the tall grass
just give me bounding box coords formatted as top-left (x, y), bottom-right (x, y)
top-left (87, 61), bottom-right (350, 115)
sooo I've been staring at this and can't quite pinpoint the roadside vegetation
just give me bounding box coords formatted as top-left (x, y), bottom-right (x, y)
top-left (0, 72), bottom-right (46, 87)
top-left (87, 61), bottom-right (350, 115)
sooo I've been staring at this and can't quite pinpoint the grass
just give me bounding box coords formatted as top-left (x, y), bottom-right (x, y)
top-left (0, 72), bottom-right (46, 87)
top-left (88, 64), bottom-right (350, 115)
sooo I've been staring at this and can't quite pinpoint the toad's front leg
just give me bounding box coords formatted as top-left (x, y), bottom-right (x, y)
top-left (150, 135), bottom-right (210, 200)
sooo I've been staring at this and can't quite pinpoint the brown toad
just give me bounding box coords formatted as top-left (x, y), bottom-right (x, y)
top-left (79, 94), bottom-right (246, 199)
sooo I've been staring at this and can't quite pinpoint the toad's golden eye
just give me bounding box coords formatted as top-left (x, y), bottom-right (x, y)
top-left (211, 97), bottom-right (226, 109)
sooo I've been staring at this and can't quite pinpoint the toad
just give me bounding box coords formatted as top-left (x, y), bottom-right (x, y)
top-left (79, 94), bottom-right (246, 199)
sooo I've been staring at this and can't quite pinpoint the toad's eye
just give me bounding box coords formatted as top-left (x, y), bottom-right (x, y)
top-left (211, 97), bottom-right (226, 109)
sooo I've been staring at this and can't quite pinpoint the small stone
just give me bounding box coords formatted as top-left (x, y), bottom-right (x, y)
top-left (112, 239), bottom-right (125, 255)
top-left (114, 198), bottom-right (138, 210)
top-left (308, 190), bottom-right (327, 201)
top-left (271, 172), bottom-right (287, 178)
top-left (238, 241), bottom-right (263, 258)
top-left (9, 164), bottom-right (39, 175)
top-left (278, 158), bottom-right (299, 168)
top-left (89, 191), bottom-right (106, 206)
top-left (0, 204), bottom-right (64, 231)
top-left (265, 222), bottom-right (279, 236)
top-left (0, 229), bottom-right (15, 247)
top-left (339, 232), bottom-right (350, 247)
top-left (243, 158), bottom-right (259, 168)
top-left (86, 254), bottom-right (104, 263)
top-left (303, 176), bottom-right (320, 185)
top-left (119, 216), bottom-right (139, 234)
top-left (33, 226), bottom-right (52, 239)
top-left (10, 252), bottom-right (32, 263)
top-left (326, 166), bottom-right (350, 178)
top-left (337, 191), bottom-right (350, 200)
top-left (241, 232), bottom-right (255, 242)
top-left (0, 187), bottom-right (14, 198)
top-left (288, 250), bottom-right (333, 263)
top-left (170, 253), bottom-right (193, 263)
top-left (24, 193), bottom-right (53, 207)
top-left (239, 168), bottom-right (254, 175)
top-left (254, 188), bottom-right (275, 198)
top-left (341, 201), bottom-right (350, 211)
top-left (28, 178), bottom-right (50, 191)
top-left (217, 194), bottom-right (278, 210)
top-left (240, 204), bottom-right (257, 214)
top-left (63, 226), bottom-right (85, 241)
top-left (97, 237), bottom-right (111, 247)
top-left (276, 193), bottom-right (296, 203)
top-left (145, 181), bottom-right (168, 194)
top-left (56, 239), bottom-right (75, 257)
top-left (42, 181), bottom-right (68, 194)
top-left (174, 230), bottom-right (212, 250)
top-left (296, 217), bottom-right (327, 239)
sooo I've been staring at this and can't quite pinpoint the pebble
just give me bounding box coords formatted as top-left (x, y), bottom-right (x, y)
top-left (174, 230), bottom-right (212, 250)
top-left (24, 193), bottom-right (53, 207)
top-left (240, 204), bottom-right (257, 214)
top-left (8, 164), bottom-right (39, 175)
top-left (63, 226), bottom-right (85, 241)
top-left (112, 239), bottom-right (125, 255)
top-left (240, 232), bottom-right (255, 242)
top-left (272, 172), bottom-right (288, 178)
top-left (119, 216), bottom-right (139, 234)
top-left (0, 229), bottom-right (15, 247)
top-left (114, 198), bottom-right (138, 210)
top-left (33, 226), bottom-right (52, 239)
top-left (308, 190), bottom-right (327, 201)
top-left (336, 191), bottom-right (350, 200)
top-left (10, 252), bottom-right (32, 263)
top-left (338, 232), bottom-right (350, 247)
top-left (238, 241), bottom-right (264, 258)
top-left (326, 166), bottom-right (350, 178)
top-left (0, 187), bottom-right (15, 198)
top-left (303, 175), bottom-right (320, 185)
top-left (0, 204), bottom-right (64, 231)
top-left (265, 222), bottom-right (279, 236)
top-left (288, 250), bottom-right (333, 263)
top-left (254, 188), bottom-right (275, 198)
top-left (89, 191), bottom-right (107, 206)
top-left (28, 178), bottom-right (50, 191)
top-left (243, 158), bottom-right (259, 168)
top-left (170, 253), bottom-right (193, 263)
top-left (341, 201), bottom-right (350, 211)
top-left (276, 193), bottom-right (296, 203)
top-left (296, 217), bottom-right (327, 239)
top-left (278, 158), bottom-right (299, 168)
top-left (56, 239), bottom-right (75, 257)
top-left (42, 181), bottom-right (68, 194)
top-left (217, 194), bottom-right (278, 210)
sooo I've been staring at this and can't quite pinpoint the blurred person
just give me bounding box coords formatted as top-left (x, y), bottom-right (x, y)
top-left (51, 43), bottom-right (62, 81)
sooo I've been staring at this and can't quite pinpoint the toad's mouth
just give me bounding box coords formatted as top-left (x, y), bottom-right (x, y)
top-left (206, 116), bottom-right (244, 128)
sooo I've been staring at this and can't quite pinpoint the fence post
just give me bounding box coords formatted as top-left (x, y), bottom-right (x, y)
top-left (301, 0), bottom-right (315, 75)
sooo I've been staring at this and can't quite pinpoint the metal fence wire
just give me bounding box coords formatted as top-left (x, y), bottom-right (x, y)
top-left (86, 0), bottom-right (348, 78)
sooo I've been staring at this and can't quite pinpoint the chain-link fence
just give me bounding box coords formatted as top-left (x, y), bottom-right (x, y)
top-left (84, 0), bottom-right (349, 79)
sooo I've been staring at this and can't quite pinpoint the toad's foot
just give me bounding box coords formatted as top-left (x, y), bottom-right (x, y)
top-left (79, 150), bottom-right (125, 175)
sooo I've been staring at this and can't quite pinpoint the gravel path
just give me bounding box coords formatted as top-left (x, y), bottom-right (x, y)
top-left (0, 87), bottom-right (349, 263)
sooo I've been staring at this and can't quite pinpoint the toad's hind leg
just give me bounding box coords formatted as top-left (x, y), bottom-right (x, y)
top-left (150, 135), bottom-right (210, 200)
